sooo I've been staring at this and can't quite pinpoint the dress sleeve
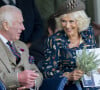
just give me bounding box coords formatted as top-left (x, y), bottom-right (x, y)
top-left (41, 37), bottom-right (63, 78)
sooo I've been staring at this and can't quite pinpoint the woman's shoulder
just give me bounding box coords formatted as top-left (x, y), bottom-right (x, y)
top-left (80, 25), bottom-right (94, 36)
top-left (46, 30), bottom-right (66, 48)
top-left (81, 25), bottom-right (93, 32)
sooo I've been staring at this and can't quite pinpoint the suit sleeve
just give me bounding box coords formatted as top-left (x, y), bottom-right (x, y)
top-left (0, 62), bottom-right (20, 88)
top-left (29, 64), bottom-right (43, 90)
top-left (21, 41), bottom-right (43, 89)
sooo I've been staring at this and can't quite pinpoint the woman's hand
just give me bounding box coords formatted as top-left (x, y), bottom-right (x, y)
top-left (63, 72), bottom-right (72, 80)
top-left (63, 70), bottom-right (84, 81)
top-left (71, 69), bottom-right (84, 81)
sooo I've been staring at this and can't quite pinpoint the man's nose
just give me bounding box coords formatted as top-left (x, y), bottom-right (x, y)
top-left (21, 24), bottom-right (25, 31)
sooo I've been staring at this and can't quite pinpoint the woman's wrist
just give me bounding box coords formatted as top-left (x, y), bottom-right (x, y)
top-left (63, 72), bottom-right (72, 81)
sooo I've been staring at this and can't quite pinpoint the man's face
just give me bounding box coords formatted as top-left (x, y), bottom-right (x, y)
top-left (8, 11), bottom-right (25, 41)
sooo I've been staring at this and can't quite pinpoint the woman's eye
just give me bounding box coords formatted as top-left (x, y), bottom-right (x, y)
top-left (69, 20), bottom-right (74, 23)
top-left (61, 20), bottom-right (66, 23)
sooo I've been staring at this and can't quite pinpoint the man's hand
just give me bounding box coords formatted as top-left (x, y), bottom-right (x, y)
top-left (18, 70), bottom-right (39, 88)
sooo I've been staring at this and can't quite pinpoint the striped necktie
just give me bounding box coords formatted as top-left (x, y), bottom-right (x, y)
top-left (7, 41), bottom-right (21, 64)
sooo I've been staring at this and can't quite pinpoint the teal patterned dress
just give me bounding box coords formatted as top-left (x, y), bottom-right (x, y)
top-left (41, 26), bottom-right (98, 90)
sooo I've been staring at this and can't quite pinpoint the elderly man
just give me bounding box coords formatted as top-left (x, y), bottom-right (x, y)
top-left (0, 5), bottom-right (43, 90)
top-left (0, 0), bottom-right (44, 48)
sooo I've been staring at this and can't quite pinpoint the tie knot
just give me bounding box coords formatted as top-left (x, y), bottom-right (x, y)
top-left (7, 41), bottom-right (21, 64)
top-left (7, 41), bottom-right (13, 47)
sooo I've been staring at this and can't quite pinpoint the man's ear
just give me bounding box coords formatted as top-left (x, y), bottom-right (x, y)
top-left (2, 22), bottom-right (9, 31)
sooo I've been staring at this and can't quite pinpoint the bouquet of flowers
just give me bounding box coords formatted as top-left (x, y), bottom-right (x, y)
top-left (76, 48), bottom-right (100, 75)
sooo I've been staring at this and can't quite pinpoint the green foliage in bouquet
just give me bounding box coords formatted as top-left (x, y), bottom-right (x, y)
top-left (76, 48), bottom-right (100, 74)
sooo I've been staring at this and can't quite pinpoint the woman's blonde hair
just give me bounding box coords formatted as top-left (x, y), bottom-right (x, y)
top-left (55, 10), bottom-right (91, 32)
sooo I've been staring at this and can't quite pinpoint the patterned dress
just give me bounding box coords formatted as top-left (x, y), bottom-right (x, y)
top-left (41, 26), bottom-right (98, 90)
top-left (42, 26), bottom-right (96, 78)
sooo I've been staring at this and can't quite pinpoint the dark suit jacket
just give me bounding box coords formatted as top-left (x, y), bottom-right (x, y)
top-left (29, 35), bottom-right (47, 64)
top-left (16, 0), bottom-right (44, 43)
top-left (0, 0), bottom-right (44, 43)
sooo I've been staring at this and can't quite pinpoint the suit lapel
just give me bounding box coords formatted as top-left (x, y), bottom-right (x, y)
top-left (13, 41), bottom-right (24, 66)
top-left (14, 41), bottom-right (29, 69)
top-left (0, 39), bottom-right (16, 64)
top-left (0, 39), bottom-right (14, 72)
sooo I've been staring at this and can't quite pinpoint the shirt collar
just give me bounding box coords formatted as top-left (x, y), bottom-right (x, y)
top-left (0, 34), bottom-right (8, 44)
top-left (0, 34), bottom-right (13, 44)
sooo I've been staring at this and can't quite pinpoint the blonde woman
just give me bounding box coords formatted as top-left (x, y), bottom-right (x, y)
top-left (41, 0), bottom-right (96, 90)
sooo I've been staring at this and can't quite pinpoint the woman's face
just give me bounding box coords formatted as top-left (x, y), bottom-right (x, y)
top-left (60, 14), bottom-right (78, 36)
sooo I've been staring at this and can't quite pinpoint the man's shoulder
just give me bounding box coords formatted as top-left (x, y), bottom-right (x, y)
top-left (15, 40), bottom-right (25, 45)
top-left (14, 40), bottom-right (28, 50)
